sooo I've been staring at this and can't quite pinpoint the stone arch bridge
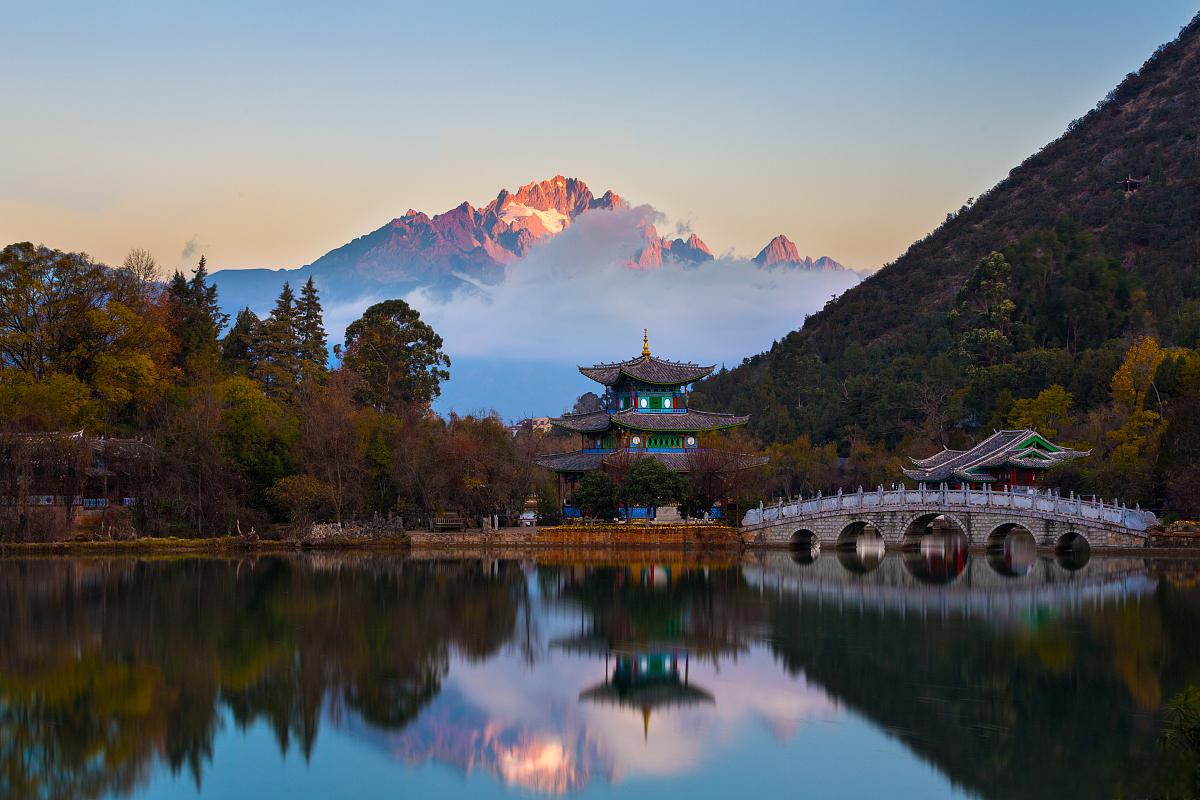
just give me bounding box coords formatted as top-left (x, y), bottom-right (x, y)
top-left (740, 486), bottom-right (1157, 550)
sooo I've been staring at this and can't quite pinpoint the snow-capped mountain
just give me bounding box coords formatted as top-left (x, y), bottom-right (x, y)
top-left (209, 176), bottom-right (850, 315)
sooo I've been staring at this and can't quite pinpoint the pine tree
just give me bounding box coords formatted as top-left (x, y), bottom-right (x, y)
top-left (169, 256), bottom-right (229, 377)
top-left (295, 277), bottom-right (328, 377)
top-left (254, 283), bottom-right (301, 400)
top-left (221, 308), bottom-right (262, 376)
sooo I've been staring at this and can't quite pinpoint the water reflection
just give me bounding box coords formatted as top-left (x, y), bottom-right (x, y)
top-left (0, 552), bottom-right (1198, 799)
top-left (836, 534), bottom-right (886, 574)
top-left (902, 532), bottom-right (969, 584)
top-left (987, 527), bottom-right (1038, 577)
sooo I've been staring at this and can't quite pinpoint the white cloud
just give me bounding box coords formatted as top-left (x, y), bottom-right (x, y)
top-left (404, 204), bottom-right (860, 367)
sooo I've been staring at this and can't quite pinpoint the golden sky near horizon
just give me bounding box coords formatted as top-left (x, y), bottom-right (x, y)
top-left (2, 1), bottom-right (1194, 274)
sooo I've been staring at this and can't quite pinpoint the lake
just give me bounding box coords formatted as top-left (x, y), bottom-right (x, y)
top-left (1, 549), bottom-right (1198, 799)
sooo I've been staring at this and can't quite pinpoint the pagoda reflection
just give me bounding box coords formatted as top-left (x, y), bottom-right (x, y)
top-left (579, 650), bottom-right (714, 738)
top-left (545, 561), bottom-right (760, 737)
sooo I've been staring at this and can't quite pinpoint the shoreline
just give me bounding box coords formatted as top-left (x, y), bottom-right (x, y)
top-left (0, 527), bottom-right (1196, 559)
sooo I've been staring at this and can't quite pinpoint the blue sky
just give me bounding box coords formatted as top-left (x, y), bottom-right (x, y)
top-left (3, 1), bottom-right (1195, 272)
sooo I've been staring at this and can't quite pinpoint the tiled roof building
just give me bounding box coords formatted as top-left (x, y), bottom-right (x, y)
top-left (536, 331), bottom-right (765, 483)
top-left (903, 429), bottom-right (1088, 488)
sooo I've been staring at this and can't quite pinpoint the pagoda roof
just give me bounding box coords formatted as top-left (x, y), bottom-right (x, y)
top-left (549, 408), bottom-right (750, 434)
top-left (902, 429), bottom-right (1089, 483)
top-left (548, 409), bottom-right (612, 433)
top-left (612, 409), bottom-right (748, 431)
top-left (579, 680), bottom-right (714, 711)
top-left (536, 448), bottom-right (767, 474)
top-left (579, 355), bottom-right (715, 387)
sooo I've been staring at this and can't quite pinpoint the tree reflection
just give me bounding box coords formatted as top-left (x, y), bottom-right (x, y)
top-left (0, 555), bottom-right (1199, 800)
top-left (763, 557), bottom-right (1200, 800)
top-left (0, 557), bottom-right (522, 799)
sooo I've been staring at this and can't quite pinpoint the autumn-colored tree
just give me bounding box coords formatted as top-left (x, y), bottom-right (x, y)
top-left (1111, 335), bottom-right (1175, 414)
top-left (1007, 384), bottom-right (1074, 437)
top-left (294, 373), bottom-right (366, 525)
top-left (267, 474), bottom-right (335, 530)
top-left (764, 434), bottom-right (840, 497)
top-left (0, 243), bottom-right (175, 429)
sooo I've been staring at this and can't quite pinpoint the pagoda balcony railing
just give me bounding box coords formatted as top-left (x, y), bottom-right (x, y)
top-left (741, 484), bottom-right (1159, 532)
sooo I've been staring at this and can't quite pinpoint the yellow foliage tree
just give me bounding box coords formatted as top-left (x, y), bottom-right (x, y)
top-left (1110, 336), bottom-right (1178, 413)
top-left (1007, 384), bottom-right (1074, 437)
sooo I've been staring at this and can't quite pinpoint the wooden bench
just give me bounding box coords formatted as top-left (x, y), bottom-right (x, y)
top-left (432, 515), bottom-right (467, 531)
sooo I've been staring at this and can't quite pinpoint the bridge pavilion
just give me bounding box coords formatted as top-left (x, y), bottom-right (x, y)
top-left (903, 429), bottom-right (1089, 490)
top-left (536, 331), bottom-right (765, 501)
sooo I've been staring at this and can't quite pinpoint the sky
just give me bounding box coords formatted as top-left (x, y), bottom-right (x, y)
top-left (3, 1), bottom-right (1197, 274)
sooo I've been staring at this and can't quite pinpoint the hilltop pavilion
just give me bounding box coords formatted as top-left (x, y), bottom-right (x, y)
top-left (903, 429), bottom-right (1089, 490)
top-left (536, 331), bottom-right (764, 494)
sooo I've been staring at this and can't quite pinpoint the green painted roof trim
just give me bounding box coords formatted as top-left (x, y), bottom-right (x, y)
top-left (1016, 433), bottom-right (1060, 453)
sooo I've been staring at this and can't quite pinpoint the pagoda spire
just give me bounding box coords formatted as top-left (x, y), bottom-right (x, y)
top-left (642, 328), bottom-right (650, 359)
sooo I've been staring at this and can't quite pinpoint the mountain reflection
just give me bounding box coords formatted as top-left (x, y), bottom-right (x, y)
top-left (0, 552), bottom-right (1198, 798)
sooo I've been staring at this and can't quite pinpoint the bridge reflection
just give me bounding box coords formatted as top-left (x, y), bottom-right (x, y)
top-left (744, 550), bottom-right (1154, 621)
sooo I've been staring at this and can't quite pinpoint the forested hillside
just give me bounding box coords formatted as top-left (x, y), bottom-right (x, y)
top-left (695, 12), bottom-right (1200, 518)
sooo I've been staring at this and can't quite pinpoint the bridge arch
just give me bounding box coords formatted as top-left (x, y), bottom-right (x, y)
top-left (1054, 530), bottom-right (1092, 571)
top-left (835, 521), bottom-right (885, 573)
top-left (900, 512), bottom-right (969, 549)
top-left (836, 520), bottom-right (883, 550)
top-left (788, 529), bottom-right (820, 565)
top-left (986, 522), bottom-right (1037, 577)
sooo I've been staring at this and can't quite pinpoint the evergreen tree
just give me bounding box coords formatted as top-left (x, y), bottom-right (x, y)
top-left (295, 277), bottom-right (328, 377)
top-left (950, 251), bottom-right (1015, 369)
top-left (221, 308), bottom-right (261, 376)
top-left (168, 256), bottom-right (228, 377)
top-left (253, 283), bottom-right (301, 400)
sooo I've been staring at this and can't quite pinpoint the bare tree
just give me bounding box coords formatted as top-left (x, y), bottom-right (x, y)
top-left (120, 248), bottom-right (160, 302)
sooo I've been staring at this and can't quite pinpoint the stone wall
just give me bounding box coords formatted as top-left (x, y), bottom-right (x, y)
top-left (1150, 522), bottom-right (1200, 548)
top-left (407, 524), bottom-right (742, 550)
top-left (305, 518), bottom-right (407, 545)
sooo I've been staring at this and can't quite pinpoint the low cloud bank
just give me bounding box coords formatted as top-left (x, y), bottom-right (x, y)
top-left (404, 205), bottom-right (860, 368)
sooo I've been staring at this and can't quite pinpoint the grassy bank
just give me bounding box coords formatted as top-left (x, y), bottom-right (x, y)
top-left (0, 533), bottom-right (410, 556)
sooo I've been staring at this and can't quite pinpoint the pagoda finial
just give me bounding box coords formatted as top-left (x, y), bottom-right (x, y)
top-left (642, 328), bottom-right (650, 359)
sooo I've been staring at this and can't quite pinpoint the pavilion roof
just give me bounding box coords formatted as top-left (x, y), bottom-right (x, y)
top-left (548, 410), bottom-right (612, 433)
top-left (902, 429), bottom-right (1089, 483)
top-left (548, 408), bottom-right (750, 434)
top-left (579, 680), bottom-right (714, 711)
top-left (536, 448), bottom-right (766, 474)
top-left (579, 355), bottom-right (715, 387)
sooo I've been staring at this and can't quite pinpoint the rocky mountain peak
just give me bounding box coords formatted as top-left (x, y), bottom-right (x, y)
top-left (754, 234), bottom-right (802, 265)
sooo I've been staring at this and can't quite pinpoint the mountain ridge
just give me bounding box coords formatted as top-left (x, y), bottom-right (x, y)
top-left (210, 175), bottom-right (851, 313)
top-left (693, 11), bottom-right (1200, 446)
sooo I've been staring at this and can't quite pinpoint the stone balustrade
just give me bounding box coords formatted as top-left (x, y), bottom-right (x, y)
top-left (740, 485), bottom-right (1157, 548)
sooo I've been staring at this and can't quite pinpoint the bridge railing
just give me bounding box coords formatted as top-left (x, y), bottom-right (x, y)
top-left (741, 485), bottom-right (1159, 531)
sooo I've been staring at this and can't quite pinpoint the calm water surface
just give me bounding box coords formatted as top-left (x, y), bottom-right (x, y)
top-left (3, 549), bottom-right (1200, 799)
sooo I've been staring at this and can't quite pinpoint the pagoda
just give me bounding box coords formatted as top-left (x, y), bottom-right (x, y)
top-left (903, 429), bottom-right (1089, 490)
top-left (536, 331), bottom-right (764, 492)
